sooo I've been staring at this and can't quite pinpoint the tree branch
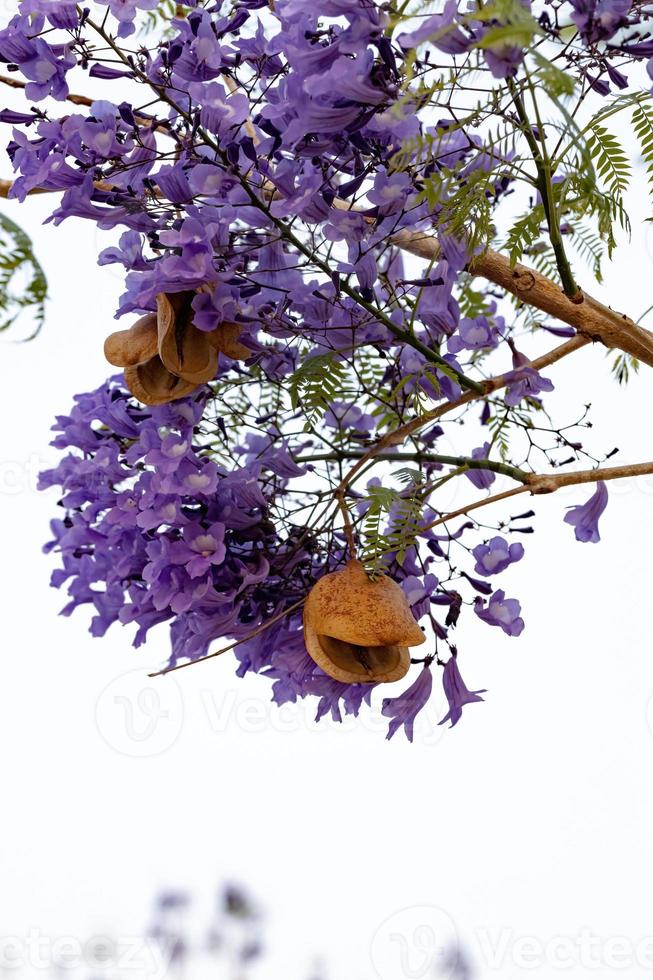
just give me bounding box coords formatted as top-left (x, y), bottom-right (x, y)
top-left (303, 451), bottom-right (529, 483)
top-left (393, 229), bottom-right (653, 368)
top-left (421, 460), bottom-right (653, 532)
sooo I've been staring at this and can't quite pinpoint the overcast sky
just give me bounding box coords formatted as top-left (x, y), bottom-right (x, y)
top-left (2, 71), bottom-right (653, 980)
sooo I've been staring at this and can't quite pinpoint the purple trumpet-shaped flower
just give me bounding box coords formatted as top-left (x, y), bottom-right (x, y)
top-left (168, 522), bottom-right (227, 578)
top-left (382, 665), bottom-right (433, 742)
top-left (19, 1), bottom-right (79, 29)
top-left (20, 38), bottom-right (76, 102)
top-left (472, 536), bottom-right (525, 577)
top-left (563, 480), bottom-right (608, 543)
top-left (438, 655), bottom-right (485, 728)
top-left (401, 573), bottom-right (439, 620)
top-left (448, 314), bottom-right (502, 353)
top-left (504, 347), bottom-right (554, 406)
top-left (474, 590), bottom-right (524, 636)
top-left (306, 676), bottom-right (372, 723)
top-left (464, 443), bottom-right (496, 490)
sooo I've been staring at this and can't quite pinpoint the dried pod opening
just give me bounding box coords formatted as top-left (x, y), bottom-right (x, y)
top-left (317, 634), bottom-right (408, 682)
top-left (303, 559), bottom-right (425, 684)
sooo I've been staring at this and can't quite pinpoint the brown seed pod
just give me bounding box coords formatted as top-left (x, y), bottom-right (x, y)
top-left (104, 314), bottom-right (158, 367)
top-left (104, 290), bottom-right (249, 405)
top-left (206, 321), bottom-right (251, 360)
top-left (123, 358), bottom-right (197, 406)
top-left (156, 292), bottom-right (218, 384)
top-left (303, 559), bottom-right (426, 684)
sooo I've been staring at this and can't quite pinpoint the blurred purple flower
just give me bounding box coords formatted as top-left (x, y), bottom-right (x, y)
top-left (570, 0), bottom-right (632, 42)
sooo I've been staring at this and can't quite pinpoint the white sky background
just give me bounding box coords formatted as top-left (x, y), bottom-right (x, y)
top-left (2, 42), bottom-right (653, 980)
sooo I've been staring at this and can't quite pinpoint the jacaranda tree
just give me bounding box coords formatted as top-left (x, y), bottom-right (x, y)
top-left (3, 0), bottom-right (653, 739)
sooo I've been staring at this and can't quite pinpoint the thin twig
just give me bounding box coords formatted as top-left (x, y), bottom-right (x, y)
top-left (421, 486), bottom-right (529, 532)
top-left (336, 490), bottom-right (357, 558)
top-left (335, 334), bottom-right (590, 495)
top-left (0, 71), bottom-right (94, 107)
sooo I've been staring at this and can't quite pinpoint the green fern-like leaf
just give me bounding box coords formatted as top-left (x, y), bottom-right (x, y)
top-left (0, 212), bottom-right (48, 338)
top-left (289, 352), bottom-right (349, 428)
top-left (568, 221), bottom-right (604, 281)
top-left (586, 124), bottom-right (631, 197)
top-left (504, 207), bottom-right (545, 267)
top-left (360, 483), bottom-right (425, 573)
top-left (632, 100), bottom-right (653, 199)
top-left (360, 485), bottom-right (399, 576)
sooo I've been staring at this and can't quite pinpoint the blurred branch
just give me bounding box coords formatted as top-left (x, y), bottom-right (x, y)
top-left (0, 71), bottom-right (94, 107)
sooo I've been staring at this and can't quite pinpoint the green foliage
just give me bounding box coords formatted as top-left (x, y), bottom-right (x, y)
top-left (397, 111), bottom-right (521, 257)
top-left (423, 163), bottom-right (497, 255)
top-left (470, 0), bottom-right (543, 51)
top-left (586, 124), bottom-right (631, 198)
top-left (0, 212), bottom-right (47, 338)
top-left (631, 99), bottom-right (653, 199)
top-left (360, 485), bottom-right (399, 576)
top-left (360, 481), bottom-right (425, 576)
top-left (530, 243), bottom-right (564, 283)
top-left (611, 352), bottom-right (639, 385)
top-left (487, 411), bottom-right (512, 462)
top-left (531, 53), bottom-right (576, 99)
top-left (563, 167), bottom-right (631, 259)
top-left (457, 280), bottom-right (496, 320)
top-left (567, 222), bottom-right (604, 282)
top-left (504, 206), bottom-right (545, 267)
top-left (289, 352), bottom-right (349, 428)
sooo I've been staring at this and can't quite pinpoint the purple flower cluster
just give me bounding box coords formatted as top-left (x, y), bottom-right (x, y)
top-left (1, 0), bottom-right (625, 741)
top-left (39, 378), bottom-right (312, 670)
